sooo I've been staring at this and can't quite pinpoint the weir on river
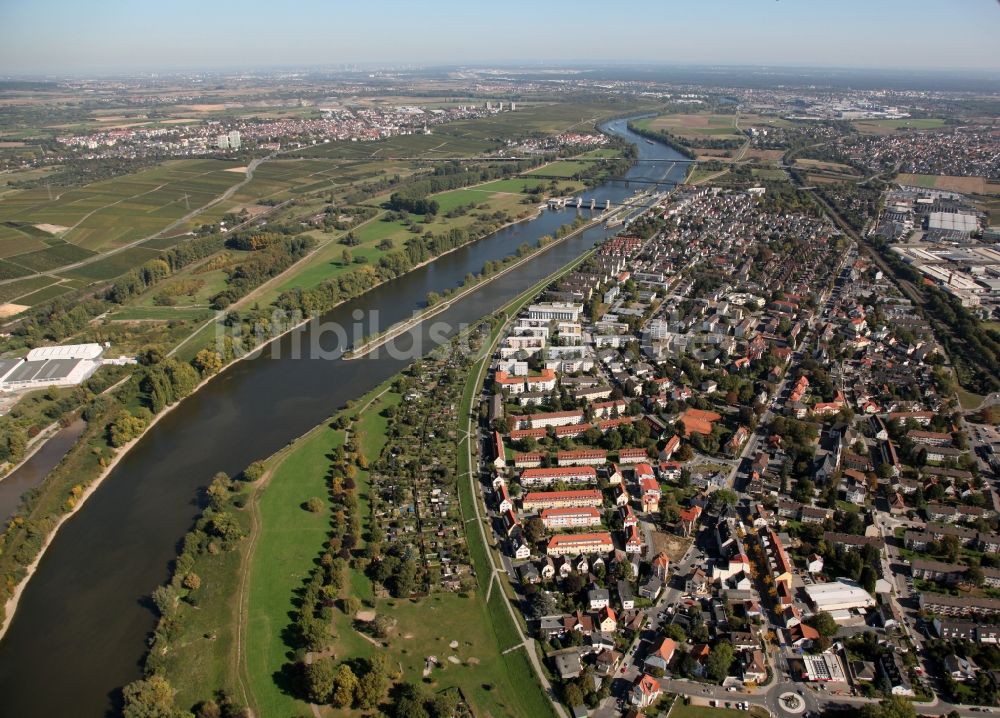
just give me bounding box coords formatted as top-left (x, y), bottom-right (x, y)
top-left (0, 119), bottom-right (688, 717)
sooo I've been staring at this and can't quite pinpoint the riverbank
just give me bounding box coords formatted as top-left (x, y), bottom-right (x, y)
top-left (0, 363), bottom-right (224, 641)
top-left (0, 114), bottom-right (693, 718)
top-left (0, 419), bottom-right (60, 481)
top-left (0, 194), bottom-right (593, 643)
top-left (345, 212), bottom-right (605, 358)
top-left (0, 200), bottom-right (558, 638)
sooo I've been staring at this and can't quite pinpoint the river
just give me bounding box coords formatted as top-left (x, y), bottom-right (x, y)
top-left (0, 118), bottom-right (688, 717)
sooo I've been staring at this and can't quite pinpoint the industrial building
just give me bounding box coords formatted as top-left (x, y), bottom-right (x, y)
top-left (804, 580), bottom-right (875, 616)
top-left (926, 211), bottom-right (978, 236)
top-left (0, 343), bottom-right (110, 392)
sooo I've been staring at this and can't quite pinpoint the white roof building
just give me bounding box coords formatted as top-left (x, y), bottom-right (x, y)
top-left (25, 343), bottom-right (104, 361)
top-left (805, 580), bottom-right (875, 614)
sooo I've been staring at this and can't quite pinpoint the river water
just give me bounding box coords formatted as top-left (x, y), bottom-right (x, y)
top-left (0, 418), bottom-right (87, 526)
top-left (0, 118), bottom-right (688, 717)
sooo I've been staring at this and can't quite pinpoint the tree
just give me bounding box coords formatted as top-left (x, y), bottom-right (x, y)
top-left (333, 663), bottom-right (358, 707)
top-left (182, 572), bottom-right (201, 591)
top-left (809, 611), bottom-right (838, 637)
top-left (355, 654), bottom-right (388, 709)
top-left (706, 640), bottom-right (735, 682)
top-left (524, 516), bottom-right (546, 544)
top-left (5, 427), bottom-right (27, 462)
top-left (121, 675), bottom-right (176, 718)
top-left (860, 695), bottom-right (916, 718)
top-left (242, 461), bottom-right (266, 482)
top-left (710, 489), bottom-right (738, 508)
top-left (108, 410), bottom-right (149, 447)
top-left (341, 249), bottom-right (352, 266)
top-left (304, 657), bottom-right (337, 704)
top-left (152, 585), bottom-right (180, 619)
top-left (305, 497), bottom-right (324, 513)
top-left (392, 683), bottom-right (429, 718)
top-left (193, 349), bottom-right (224, 376)
top-left (527, 590), bottom-right (558, 619)
top-left (859, 565), bottom-right (877, 595)
top-left (194, 699), bottom-right (222, 718)
top-left (664, 624), bottom-right (687, 642)
top-left (967, 565), bottom-right (985, 587)
top-left (564, 683), bottom-right (584, 707)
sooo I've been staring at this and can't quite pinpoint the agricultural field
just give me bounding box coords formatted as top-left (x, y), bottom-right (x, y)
top-left (897, 173), bottom-right (1000, 195)
top-left (635, 113), bottom-right (745, 142)
top-left (0, 275), bottom-right (61, 304)
top-left (3, 241), bottom-right (96, 271)
top-left (0, 159), bottom-right (243, 254)
top-left (793, 158), bottom-right (860, 176)
top-left (59, 246), bottom-right (163, 281)
top-left (852, 117), bottom-right (947, 134)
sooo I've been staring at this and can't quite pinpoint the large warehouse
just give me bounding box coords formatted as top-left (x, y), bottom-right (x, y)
top-left (805, 580), bottom-right (875, 615)
top-left (0, 343), bottom-right (106, 392)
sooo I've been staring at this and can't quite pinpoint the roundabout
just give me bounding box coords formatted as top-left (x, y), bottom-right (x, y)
top-left (777, 691), bottom-right (806, 715)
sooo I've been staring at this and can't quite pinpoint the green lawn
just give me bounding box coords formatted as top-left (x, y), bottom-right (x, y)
top-left (243, 417), bottom-right (348, 718)
top-left (156, 491), bottom-right (254, 711)
top-left (524, 160), bottom-right (592, 178)
top-left (752, 168), bottom-right (787, 180)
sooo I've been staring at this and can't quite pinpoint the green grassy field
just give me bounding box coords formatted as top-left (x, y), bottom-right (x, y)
top-left (243, 414), bottom-right (349, 717)
top-left (635, 113), bottom-right (745, 142)
top-left (108, 306), bottom-right (214, 321)
top-left (156, 494), bottom-right (254, 711)
top-left (524, 159), bottom-right (593, 178)
top-left (752, 168), bottom-right (788, 180)
top-left (852, 118), bottom-right (947, 133)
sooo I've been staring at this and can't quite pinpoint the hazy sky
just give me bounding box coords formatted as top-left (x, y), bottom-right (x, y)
top-left (1, 0), bottom-right (998, 75)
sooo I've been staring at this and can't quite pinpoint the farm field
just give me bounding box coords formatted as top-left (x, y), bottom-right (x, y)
top-left (852, 117), bottom-right (947, 134)
top-left (13, 283), bottom-right (75, 306)
top-left (793, 158), bottom-right (860, 175)
top-left (59, 246), bottom-right (163, 281)
top-left (635, 113), bottom-right (744, 141)
top-left (0, 275), bottom-right (61, 304)
top-left (3, 241), bottom-right (96, 271)
top-left (0, 159), bottom-right (244, 253)
top-left (897, 173), bottom-right (1000, 195)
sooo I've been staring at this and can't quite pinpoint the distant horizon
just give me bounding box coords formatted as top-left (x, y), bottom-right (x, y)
top-left (2, 0), bottom-right (998, 76)
top-left (3, 60), bottom-right (999, 82)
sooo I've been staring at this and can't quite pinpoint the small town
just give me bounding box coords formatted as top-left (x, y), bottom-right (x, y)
top-left (1, 4), bottom-right (999, 718)
top-left (472, 183), bottom-right (1000, 716)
